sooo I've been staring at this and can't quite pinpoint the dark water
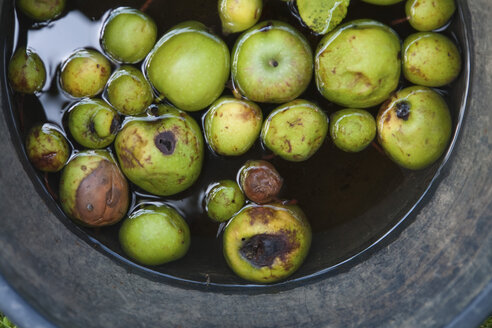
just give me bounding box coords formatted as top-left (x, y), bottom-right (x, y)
top-left (9, 0), bottom-right (463, 284)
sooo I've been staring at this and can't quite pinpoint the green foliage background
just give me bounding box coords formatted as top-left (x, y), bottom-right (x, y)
top-left (0, 314), bottom-right (16, 328)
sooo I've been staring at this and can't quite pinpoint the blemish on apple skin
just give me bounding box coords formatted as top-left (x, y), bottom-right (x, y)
top-left (154, 131), bottom-right (176, 155)
top-left (239, 230), bottom-right (299, 269)
top-left (396, 101), bottom-right (411, 121)
top-left (248, 206), bottom-right (275, 226)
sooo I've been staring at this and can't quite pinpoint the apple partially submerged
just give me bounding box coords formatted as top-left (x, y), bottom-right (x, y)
top-left (114, 105), bottom-right (204, 196)
top-left (218, 0), bottom-right (263, 34)
top-left (119, 204), bottom-right (190, 266)
top-left (315, 19), bottom-right (401, 108)
top-left (261, 99), bottom-right (328, 162)
top-left (231, 20), bottom-right (313, 103)
top-left (296, 0), bottom-right (350, 35)
top-left (238, 160), bottom-right (283, 204)
top-left (145, 21), bottom-right (230, 112)
top-left (204, 96), bottom-right (263, 156)
top-left (223, 203), bottom-right (311, 283)
top-left (59, 150), bottom-right (129, 227)
top-left (377, 86), bottom-right (452, 170)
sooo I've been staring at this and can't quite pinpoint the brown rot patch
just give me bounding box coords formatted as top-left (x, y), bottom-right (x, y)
top-left (243, 161), bottom-right (283, 204)
top-left (239, 231), bottom-right (298, 268)
top-left (155, 131), bottom-right (176, 155)
top-left (396, 101), bottom-right (411, 121)
top-left (31, 152), bottom-right (58, 171)
top-left (120, 147), bottom-right (144, 169)
top-left (248, 206), bottom-right (275, 225)
top-left (75, 160), bottom-right (128, 227)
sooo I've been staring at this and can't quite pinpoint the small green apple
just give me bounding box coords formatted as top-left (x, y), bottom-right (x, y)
top-left (402, 32), bottom-right (461, 87)
top-left (119, 204), bottom-right (190, 266)
top-left (406, 0), bottom-right (456, 32)
top-left (205, 180), bottom-right (245, 222)
top-left (68, 98), bottom-right (120, 149)
top-left (8, 47), bottom-right (46, 94)
top-left (60, 49), bottom-right (111, 98)
top-left (204, 96), bottom-right (263, 156)
top-left (17, 0), bottom-right (65, 21)
top-left (26, 123), bottom-right (70, 172)
top-left (106, 66), bottom-right (154, 116)
top-left (218, 0), bottom-right (263, 34)
top-left (261, 99), bottom-right (328, 162)
top-left (330, 109), bottom-right (376, 153)
top-left (101, 7), bottom-right (157, 63)
top-left (296, 0), bottom-right (350, 35)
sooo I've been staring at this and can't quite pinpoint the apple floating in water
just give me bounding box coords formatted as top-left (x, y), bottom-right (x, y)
top-left (231, 20), bottom-right (313, 104)
top-left (315, 19), bottom-right (401, 108)
top-left (223, 203), bottom-right (312, 283)
top-left (114, 105), bottom-right (204, 196)
top-left (377, 86), bottom-right (452, 170)
top-left (145, 21), bottom-right (230, 112)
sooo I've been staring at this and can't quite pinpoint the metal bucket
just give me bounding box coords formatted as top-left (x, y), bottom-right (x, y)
top-left (0, 0), bottom-right (491, 326)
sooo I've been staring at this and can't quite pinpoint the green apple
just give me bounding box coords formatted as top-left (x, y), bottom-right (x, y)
top-left (231, 20), bottom-right (313, 103)
top-left (106, 66), bottom-right (154, 116)
top-left (204, 96), bottom-right (263, 156)
top-left (8, 47), bottom-right (46, 94)
top-left (145, 21), bottom-right (230, 112)
top-left (315, 19), bottom-right (401, 108)
top-left (25, 123), bottom-right (70, 172)
top-left (60, 49), bottom-right (111, 98)
top-left (223, 203), bottom-right (311, 283)
top-left (205, 180), bottom-right (245, 222)
top-left (261, 99), bottom-right (328, 162)
top-left (219, 0), bottom-right (263, 34)
top-left (296, 0), bottom-right (350, 35)
top-left (101, 7), bottom-right (157, 63)
top-left (119, 204), bottom-right (190, 266)
top-left (68, 99), bottom-right (120, 149)
top-left (17, 0), bottom-right (65, 21)
top-left (402, 32), bottom-right (461, 87)
top-left (377, 86), bottom-right (452, 170)
top-left (406, 0), bottom-right (456, 32)
top-left (114, 105), bottom-right (204, 196)
top-left (330, 109), bottom-right (376, 153)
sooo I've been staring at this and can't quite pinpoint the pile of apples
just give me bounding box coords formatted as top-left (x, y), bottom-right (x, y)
top-left (10, 0), bottom-right (460, 283)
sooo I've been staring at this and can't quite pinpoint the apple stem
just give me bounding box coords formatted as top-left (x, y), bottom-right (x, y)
top-left (391, 16), bottom-right (410, 26)
top-left (140, 0), bottom-right (154, 12)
